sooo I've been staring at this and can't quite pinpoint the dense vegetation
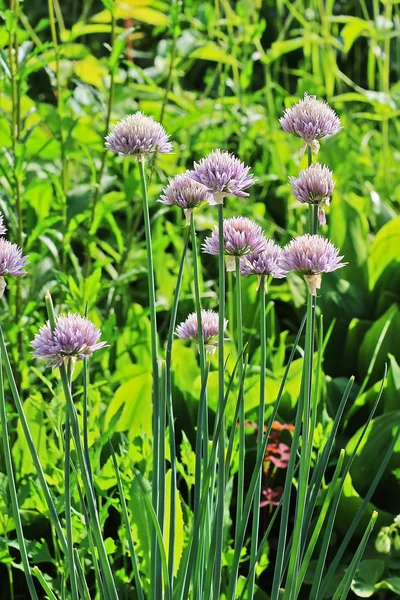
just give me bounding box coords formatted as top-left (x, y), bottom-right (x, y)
top-left (1, 0), bottom-right (400, 598)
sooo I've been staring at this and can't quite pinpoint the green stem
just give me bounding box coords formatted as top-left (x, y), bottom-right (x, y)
top-left (234, 256), bottom-right (245, 542)
top-left (138, 158), bottom-right (161, 598)
top-left (64, 406), bottom-right (79, 600)
top-left (213, 202), bottom-right (226, 599)
top-left (0, 357), bottom-right (39, 600)
top-left (190, 213), bottom-right (208, 599)
top-left (248, 276), bottom-right (266, 600)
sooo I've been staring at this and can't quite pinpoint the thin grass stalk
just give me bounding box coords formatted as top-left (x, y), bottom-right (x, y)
top-left (213, 203), bottom-right (226, 599)
top-left (165, 228), bottom-right (190, 585)
top-left (295, 450), bottom-right (345, 597)
top-left (109, 443), bottom-right (144, 600)
top-left (234, 256), bottom-right (245, 545)
top-left (33, 567), bottom-right (60, 600)
top-left (159, 360), bottom-right (167, 539)
top-left (64, 408), bottom-right (78, 600)
top-left (190, 213), bottom-right (208, 599)
top-left (225, 356), bottom-right (249, 481)
top-left (74, 550), bottom-right (91, 600)
top-left (44, 293), bottom-right (119, 600)
top-left (138, 158), bottom-right (162, 597)
top-left (82, 356), bottom-right (93, 485)
top-left (317, 430), bottom-right (400, 599)
top-left (0, 327), bottom-right (67, 550)
top-left (0, 356), bottom-right (39, 600)
top-left (248, 274), bottom-right (266, 600)
top-left (47, 0), bottom-right (68, 267)
top-left (331, 512), bottom-right (378, 600)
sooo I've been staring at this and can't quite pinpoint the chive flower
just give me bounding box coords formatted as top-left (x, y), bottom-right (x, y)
top-left (289, 163), bottom-right (335, 226)
top-left (202, 216), bottom-right (266, 271)
top-left (105, 112), bottom-right (172, 158)
top-left (176, 309), bottom-right (228, 356)
top-left (0, 213), bottom-right (7, 236)
top-left (189, 149), bottom-right (255, 204)
top-left (31, 313), bottom-right (107, 368)
top-left (0, 239), bottom-right (28, 297)
top-left (280, 93), bottom-right (342, 155)
top-left (281, 234), bottom-right (347, 295)
top-left (158, 173), bottom-right (213, 226)
top-left (240, 240), bottom-right (287, 289)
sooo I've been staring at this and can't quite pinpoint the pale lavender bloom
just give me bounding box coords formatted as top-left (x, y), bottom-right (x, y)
top-left (158, 173), bottom-right (212, 225)
top-left (289, 163), bottom-right (335, 226)
top-left (281, 234), bottom-right (347, 295)
top-left (189, 149), bottom-right (255, 204)
top-left (176, 309), bottom-right (228, 355)
top-left (0, 239), bottom-right (28, 276)
top-left (0, 213), bottom-right (7, 236)
top-left (202, 217), bottom-right (265, 271)
top-left (280, 93), bottom-right (342, 154)
top-left (31, 313), bottom-right (107, 367)
top-left (240, 240), bottom-right (287, 280)
top-left (105, 112), bottom-right (172, 158)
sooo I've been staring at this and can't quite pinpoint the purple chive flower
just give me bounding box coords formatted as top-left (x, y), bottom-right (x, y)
top-left (289, 163), bottom-right (335, 226)
top-left (176, 309), bottom-right (228, 355)
top-left (281, 234), bottom-right (347, 295)
top-left (202, 216), bottom-right (266, 271)
top-left (0, 239), bottom-right (28, 277)
top-left (0, 213), bottom-right (7, 236)
top-left (240, 240), bottom-right (287, 289)
top-left (158, 173), bottom-right (213, 226)
top-left (31, 313), bottom-right (107, 368)
top-left (189, 149), bottom-right (255, 204)
top-left (105, 112), bottom-right (172, 158)
top-left (280, 93), bottom-right (342, 155)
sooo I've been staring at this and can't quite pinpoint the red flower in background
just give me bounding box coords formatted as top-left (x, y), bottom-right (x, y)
top-left (260, 486), bottom-right (284, 507)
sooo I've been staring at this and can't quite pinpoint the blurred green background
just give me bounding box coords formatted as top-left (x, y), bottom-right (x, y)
top-left (1, 0), bottom-right (400, 597)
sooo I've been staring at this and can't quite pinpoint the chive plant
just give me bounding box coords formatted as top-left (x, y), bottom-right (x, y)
top-left (0, 96), bottom-right (398, 600)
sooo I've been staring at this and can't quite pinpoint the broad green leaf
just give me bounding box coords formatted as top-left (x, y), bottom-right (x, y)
top-left (104, 373), bottom-right (152, 442)
top-left (351, 559), bottom-right (385, 597)
top-left (74, 55), bottom-right (108, 89)
top-left (129, 475), bottom-right (152, 579)
top-left (368, 216), bottom-right (400, 291)
top-left (189, 43), bottom-right (240, 66)
top-left (340, 18), bottom-right (376, 54)
top-left (358, 304), bottom-right (399, 384)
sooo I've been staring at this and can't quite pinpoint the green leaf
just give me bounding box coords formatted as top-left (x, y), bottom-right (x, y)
top-left (163, 470), bottom-right (184, 576)
top-left (189, 43), bottom-right (240, 66)
top-left (129, 475), bottom-right (152, 580)
top-left (340, 18), bottom-right (376, 54)
top-left (351, 559), bottom-right (385, 597)
top-left (368, 216), bottom-right (400, 292)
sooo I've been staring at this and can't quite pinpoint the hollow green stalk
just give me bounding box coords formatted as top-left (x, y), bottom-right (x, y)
top-left (0, 356), bottom-right (39, 600)
top-left (64, 406), bottom-right (78, 600)
top-left (248, 275), bottom-right (266, 600)
top-left (234, 256), bottom-right (245, 544)
top-left (45, 294), bottom-right (119, 600)
top-left (190, 213), bottom-right (208, 599)
top-left (138, 158), bottom-right (162, 598)
top-left (213, 203), bottom-right (226, 599)
top-left (165, 228), bottom-right (190, 586)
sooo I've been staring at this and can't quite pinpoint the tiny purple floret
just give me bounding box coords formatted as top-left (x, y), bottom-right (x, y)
top-left (105, 112), bottom-right (172, 158)
top-left (0, 239), bottom-right (28, 276)
top-left (281, 234), bottom-right (347, 295)
top-left (240, 239), bottom-right (287, 279)
top-left (176, 309), bottom-right (228, 355)
top-left (202, 216), bottom-right (266, 265)
top-left (189, 149), bottom-right (255, 204)
top-left (31, 313), bottom-right (107, 368)
top-left (158, 173), bottom-right (212, 225)
top-left (289, 163), bottom-right (335, 226)
top-left (280, 93), bottom-right (342, 154)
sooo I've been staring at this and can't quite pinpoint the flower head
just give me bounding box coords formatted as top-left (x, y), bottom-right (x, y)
top-left (202, 217), bottom-right (265, 270)
top-left (189, 149), bottom-right (255, 204)
top-left (0, 213), bottom-right (7, 236)
top-left (105, 112), bottom-right (172, 158)
top-left (289, 163), bottom-right (335, 226)
top-left (280, 93), bottom-right (342, 154)
top-left (240, 239), bottom-right (287, 287)
top-left (281, 234), bottom-right (347, 295)
top-left (0, 239), bottom-right (28, 276)
top-left (31, 313), bottom-right (107, 368)
top-left (176, 309), bottom-right (228, 355)
top-left (158, 173), bottom-right (213, 225)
